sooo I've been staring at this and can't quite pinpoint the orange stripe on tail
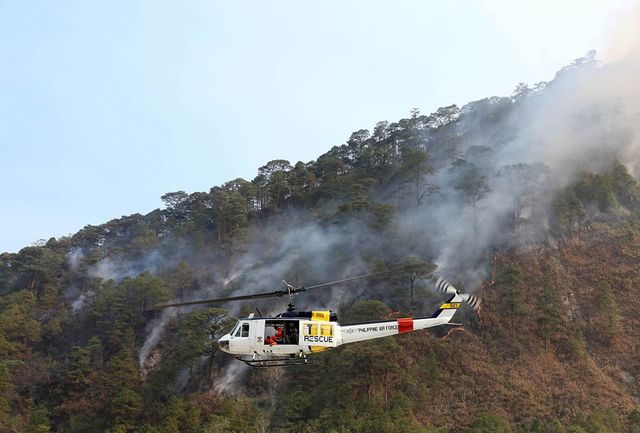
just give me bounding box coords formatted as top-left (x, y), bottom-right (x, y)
top-left (397, 318), bottom-right (414, 333)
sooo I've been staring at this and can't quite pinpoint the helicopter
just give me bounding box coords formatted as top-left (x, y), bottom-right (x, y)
top-left (150, 273), bottom-right (480, 367)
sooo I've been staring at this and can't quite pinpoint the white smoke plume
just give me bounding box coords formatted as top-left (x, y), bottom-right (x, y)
top-left (134, 212), bottom-right (386, 368)
top-left (66, 248), bottom-right (85, 271)
top-left (139, 308), bottom-right (177, 367)
top-left (603, 1), bottom-right (640, 63)
top-left (214, 362), bottom-right (250, 395)
top-left (391, 47), bottom-right (640, 289)
top-left (88, 248), bottom-right (185, 283)
top-left (71, 292), bottom-right (95, 312)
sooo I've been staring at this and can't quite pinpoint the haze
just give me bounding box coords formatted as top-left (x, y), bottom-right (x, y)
top-left (0, 0), bottom-right (635, 253)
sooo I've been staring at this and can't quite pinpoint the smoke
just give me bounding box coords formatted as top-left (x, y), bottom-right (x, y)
top-left (389, 48), bottom-right (640, 290)
top-left (602, 1), bottom-right (640, 63)
top-left (214, 362), bottom-right (250, 395)
top-left (222, 216), bottom-right (372, 309)
top-left (70, 292), bottom-right (95, 312)
top-left (135, 213), bottom-right (383, 367)
top-left (64, 249), bottom-right (97, 312)
top-left (139, 308), bottom-right (177, 367)
top-left (66, 248), bottom-right (85, 270)
top-left (522, 58), bottom-right (640, 175)
top-left (87, 248), bottom-right (185, 283)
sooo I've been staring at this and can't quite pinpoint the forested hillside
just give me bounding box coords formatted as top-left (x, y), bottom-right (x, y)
top-left (2, 52), bottom-right (640, 433)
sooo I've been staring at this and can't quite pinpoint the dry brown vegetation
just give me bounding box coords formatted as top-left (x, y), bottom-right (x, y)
top-left (398, 220), bottom-right (640, 429)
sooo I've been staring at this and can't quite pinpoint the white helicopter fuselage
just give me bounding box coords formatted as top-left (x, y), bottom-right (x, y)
top-left (218, 292), bottom-right (468, 359)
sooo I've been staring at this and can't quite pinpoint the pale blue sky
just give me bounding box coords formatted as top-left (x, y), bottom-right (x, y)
top-left (0, 0), bottom-right (635, 253)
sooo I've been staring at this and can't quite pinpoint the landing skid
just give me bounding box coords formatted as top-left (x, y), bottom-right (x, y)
top-left (236, 355), bottom-right (313, 368)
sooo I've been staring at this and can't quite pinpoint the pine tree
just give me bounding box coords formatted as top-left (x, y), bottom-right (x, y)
top-left (594, 282), bottom-right (621, 344)
top-left (496, 264), bottom-right (526, 343)
top-left (537, 277), bottom-right (565, 351)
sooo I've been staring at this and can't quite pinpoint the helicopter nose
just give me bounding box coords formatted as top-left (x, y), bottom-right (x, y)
top-left (218, 335), bottom-right (230, 353)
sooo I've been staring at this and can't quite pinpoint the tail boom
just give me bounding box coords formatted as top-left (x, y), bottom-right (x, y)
top-left (337, 293), bottom-right (463, 346)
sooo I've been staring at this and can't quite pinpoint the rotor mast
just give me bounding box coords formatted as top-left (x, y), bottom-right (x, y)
top-left (282, 280), bottom-right (297, 311)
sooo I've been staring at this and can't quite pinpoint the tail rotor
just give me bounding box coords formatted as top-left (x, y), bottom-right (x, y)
top-left (459, 293), bottom-right (481, 311)
top-left (435, 277), bottom-right (458, 295)
top-left (434, 277), bottom-right (481, 312)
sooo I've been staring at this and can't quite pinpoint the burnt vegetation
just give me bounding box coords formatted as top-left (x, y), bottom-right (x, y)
top-left (2, 53), bottom-right (640, 432)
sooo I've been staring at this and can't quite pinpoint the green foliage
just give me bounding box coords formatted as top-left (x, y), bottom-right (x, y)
top-left (569, 409), bottom-right (622, 433)
top-left (551, 163), bottom-right (640, 232)
top-left (368, 202), bottom-right (396, 232)
top-left (177, 307), bottom-right (234, 386)
top-left (590, 282), bottom-right (621, 345)
top-left (203, 397), bottom-right (266, 433)
top-left (464, 413), bottom-right (512, 433)
top-left (417, 350), bottom-right (439, 384)
top-left (107, 388), bottom-right (142, 429)
top-left (629, 410), bottom-right (640, 433)
top-left (452, 160), bottom-right (490, 207)
top-left (210, 187), bottom-right (250, 240)
top-left (397, 146), bottom-right (434, 206)
top-left (390, 256), bottom-right (436, 298)
top-left (203, 415), bottom-right (232, 433)
top-left (536, 277), bottom-right (565, 351)
top-left (0, 360), bottom-right (17, 429)
top-left (0, 290), bottom-right (41, 358)
top-left (496, 264), bottom-right (526, 344)
top-left (342, 299), bottom-right (391, 322)
top-left (86, 272), bottom-right (172, 350)
top-left (610, 163), bottom-right (640, 207)
top-left (63, 346), bottom-right (92, 393)
top-left (9, 245), bottom-right (65, 295)
top-left (179, 308), bottom-right (233, 358)
top-left (158, 395), bottom-right (186, 433)
top-left (517, 419), bottom-right (566, 433)
top-left (551, 189), bottom-right (586, 232)
top-left (26, 406), bottom-right (52, 433)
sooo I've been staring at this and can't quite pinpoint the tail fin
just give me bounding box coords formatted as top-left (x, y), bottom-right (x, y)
top-left (430, 293), bottom-right (463, 320)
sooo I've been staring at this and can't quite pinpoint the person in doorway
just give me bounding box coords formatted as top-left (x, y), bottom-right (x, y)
top-left (264, 324), bottom-right (284, 346)
top-left (286, 321), bottom-right (299, 344)
top-left (273, 324), bottom-right (284, 344)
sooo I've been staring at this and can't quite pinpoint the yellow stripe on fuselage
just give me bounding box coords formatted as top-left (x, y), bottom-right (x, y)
top-left (311, 310), bottom-right (330, 321)
top-left (439, 303), bottom-right (461, 309)
top-left (310, 311), bottom-right (332, 352)
top-left (309, 346), bottom-right (329, 353)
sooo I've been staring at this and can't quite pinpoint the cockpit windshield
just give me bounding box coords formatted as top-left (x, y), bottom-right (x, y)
top-left (229, 323), bottom-right (239, 337)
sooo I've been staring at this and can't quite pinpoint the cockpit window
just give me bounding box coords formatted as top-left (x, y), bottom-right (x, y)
top-left (233, 324), bottom-right (242, 337)
top-left (229, 323), bottom-right (239, 336)
top-left (241, 323), bottom-right (249, 338)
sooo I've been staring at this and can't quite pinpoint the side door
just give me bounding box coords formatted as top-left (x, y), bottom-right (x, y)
top-left (229, 320), bottom-right (252, 355)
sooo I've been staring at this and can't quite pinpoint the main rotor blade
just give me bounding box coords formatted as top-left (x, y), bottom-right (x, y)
top-left (148, 269), bottom-right (400, 311)
top-left (148, 290), bottom-right (289, 311)
top-left (300, 270), bottom-right (394, 292)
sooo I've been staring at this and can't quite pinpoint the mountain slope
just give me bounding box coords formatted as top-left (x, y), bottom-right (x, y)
top-left (1, 52), bottom-right (640, 433)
